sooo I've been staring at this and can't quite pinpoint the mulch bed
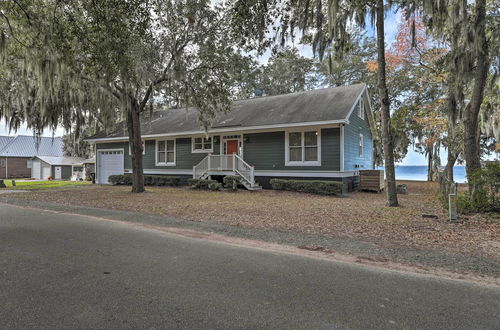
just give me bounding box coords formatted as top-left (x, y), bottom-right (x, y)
top-left (8, 181), bottom-right (499, 257)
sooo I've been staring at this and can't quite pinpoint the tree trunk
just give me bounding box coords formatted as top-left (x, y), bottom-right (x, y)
top-left (376, 0), bottom-right (398, 206)
top-left (127, 102), bottom-right (145, 193)
top-left (463, 0), bottom-right (489, 191)
top-left (445, 148), bottom-right (457, 183)
top-left (427, 145), bottom-right (433, 182)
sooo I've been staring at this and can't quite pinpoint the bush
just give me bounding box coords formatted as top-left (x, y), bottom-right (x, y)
top-left (223, 175), bottom-right (241, 189)
top-left (208, 182), bottom-right (222, 191)
top-left (108, 174), bottom-right (132, 185)
top-left (108, 174), bottom-right (186, 186)
top-left (188, 178), bottom-right (219, 190)
top-left (456, 162), bottom-right (500, 214)
top-left (270, 179), bottom-right (342, 196)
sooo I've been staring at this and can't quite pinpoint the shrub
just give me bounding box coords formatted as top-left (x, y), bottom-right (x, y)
top-left (223, 175), bottom-right (241, 189)
top-left (208, 182), bottom-right (222, 191)
top-left (188, 178), bottom-right (219, 190)
top-left (109, 174), bottom-right (186, 186)
top-left (108, 174), bottom-right (132, 185)
top-left (270, 179), bottom-right (342, 196)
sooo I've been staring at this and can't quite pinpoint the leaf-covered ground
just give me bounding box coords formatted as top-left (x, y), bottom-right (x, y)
top-left (7, 181), bottom-right (499, 257)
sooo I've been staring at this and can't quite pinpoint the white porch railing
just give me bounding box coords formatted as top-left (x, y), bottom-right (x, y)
top-left (193, 154), bottom-right (255, 186)
top-left (234, 154), bottom-right (254, 185)
top-left (193, 156), bottom-right (209, 179)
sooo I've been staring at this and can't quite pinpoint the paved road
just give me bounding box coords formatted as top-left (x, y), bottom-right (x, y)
top-left (1, 204), bottom-right (499, 329)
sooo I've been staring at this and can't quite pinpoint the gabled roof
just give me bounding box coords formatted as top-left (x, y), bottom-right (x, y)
top-left (34, 156), bottom-right (85, 166)
top-left (0, 135), bottom-right (64, 157)
top-left (88, 84), bottom-right (369, 141)
top-left (0, 136), bottom-right (15, 151)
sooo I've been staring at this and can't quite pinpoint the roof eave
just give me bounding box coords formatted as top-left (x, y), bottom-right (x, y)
top-left (85, 119), bottom-right (348, 143)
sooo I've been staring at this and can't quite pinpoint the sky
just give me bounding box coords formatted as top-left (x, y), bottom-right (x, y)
top-left (0, 9), bottom-right (460, 166)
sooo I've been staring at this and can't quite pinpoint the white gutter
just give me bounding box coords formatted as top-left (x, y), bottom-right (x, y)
top-left (86, 119), bottom-right (348, 143)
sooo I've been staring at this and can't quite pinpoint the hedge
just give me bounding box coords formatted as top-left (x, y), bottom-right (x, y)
top-left (108, 174), bottom-right (187, 186)
top-left (223, 175), bottom-right (241, 189)
top-left (270, 179), bottom-right (343, 196)
top-left (187, 178), bottom-right (222, 190)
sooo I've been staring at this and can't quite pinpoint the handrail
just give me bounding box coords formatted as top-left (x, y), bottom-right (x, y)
top-left (193, 154), bottom-right (255, 186)
top-left (234, 154), bottom-right (255, 185)
top-left (193, 156), bottom-right (209, 179)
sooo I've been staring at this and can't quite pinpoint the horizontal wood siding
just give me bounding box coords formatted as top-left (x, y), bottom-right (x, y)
top-left (344, 101), bottom-right (373, 170)
top-left (52, 165), bottom-right (73, 179)
top-left (0, 157), bottom-right (31, 179)
top-left (97, 136), bottom-right (221, 170)
top-left (243, 128), bottom-right (340, 171)
top-left (359, 170), bottom-right (384, 191)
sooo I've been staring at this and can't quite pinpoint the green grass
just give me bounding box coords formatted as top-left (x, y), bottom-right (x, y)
top-left (1, 180), bottom-right (91, 190)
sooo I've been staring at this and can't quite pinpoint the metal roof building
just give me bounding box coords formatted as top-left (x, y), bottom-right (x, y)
top-left (0, 135), bottom-right (64, 157)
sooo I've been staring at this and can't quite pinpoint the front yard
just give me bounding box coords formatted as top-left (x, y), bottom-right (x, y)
top-left (5, 180), bottom-right (499, 258)
top-left (1, 180), bottom-right (91, 190)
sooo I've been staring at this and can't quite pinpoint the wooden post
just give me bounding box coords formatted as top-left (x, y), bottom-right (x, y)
top-left (449, 182), bottom-right (457, 222)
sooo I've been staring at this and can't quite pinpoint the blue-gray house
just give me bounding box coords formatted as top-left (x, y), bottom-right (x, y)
top-left (87, 84), bottom-right (376, 190)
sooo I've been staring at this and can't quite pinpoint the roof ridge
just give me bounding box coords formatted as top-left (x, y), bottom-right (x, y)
top-left (232, 83), bottom-right (367, 103)
top-left (153, 83), bottom-right (367, 114)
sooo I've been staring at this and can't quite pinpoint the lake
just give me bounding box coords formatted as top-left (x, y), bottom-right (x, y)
top-left (376, 165), bottom-right (467, 183)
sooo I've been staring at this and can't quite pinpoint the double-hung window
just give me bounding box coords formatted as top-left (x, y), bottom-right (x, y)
top-left (358, 98), bottom-right (365, 119)
top-left (286, 130), bottom-right (320, 166)
top-left (192, 137), bottom-right (213, 153)
top-left (359, 134), bottom-right (364, 157)
top-left (156, 139), bottom-right (175, 166)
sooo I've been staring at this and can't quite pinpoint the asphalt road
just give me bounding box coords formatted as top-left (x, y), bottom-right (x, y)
top-left (1, 204), bottom-right (499, 329)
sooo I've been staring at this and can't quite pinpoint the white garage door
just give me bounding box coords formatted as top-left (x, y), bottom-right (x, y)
top-left (98, 150), bottom-right (124, 184)
top-left (42, 164), bottom-right (51, 180)
top-left (32, 160), bottom-right (41, 179)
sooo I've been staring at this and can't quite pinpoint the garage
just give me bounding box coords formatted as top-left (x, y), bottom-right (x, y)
top-left (98, 150), bottom-right (124, 184)
top-left (42, 163), bottom-right (51, 179)
top-left (32, 160), bottom-right (41, 179)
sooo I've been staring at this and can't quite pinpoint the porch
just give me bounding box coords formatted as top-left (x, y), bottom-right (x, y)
top-left (193, 154), bottom-right (262, 190)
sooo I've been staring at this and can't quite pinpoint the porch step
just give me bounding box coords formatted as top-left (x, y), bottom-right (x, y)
top-left (240, 180), bottom-right (262, 191)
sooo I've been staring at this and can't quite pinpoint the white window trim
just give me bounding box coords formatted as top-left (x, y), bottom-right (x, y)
top-left (155, 139), bottom-right (176, 166)
top-left (358, 98), bottom-right (365, 120)
top-left (285, 129), bottom-right (321, 166)
top-left (191, 136), bottom-right (213, 153)
top-left (128, 140), bottom-right (145, 155)
top-left (359, 133), bottom-right (364, 157)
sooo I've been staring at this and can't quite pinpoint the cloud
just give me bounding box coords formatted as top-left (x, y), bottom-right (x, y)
top-left (0, 120), bottom-right (65, 137)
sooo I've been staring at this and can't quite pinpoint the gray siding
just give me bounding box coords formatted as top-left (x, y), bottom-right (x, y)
top-left (344, 100), bottom-right (373, 170)
top-left (51, 165), bottom-right (72, 179)
top-left (97, 129), bottom-right (341, 172)
top-left (97, 137), bottom-right (220, 170)
top-left (243, 128), bottom-right (341, 171)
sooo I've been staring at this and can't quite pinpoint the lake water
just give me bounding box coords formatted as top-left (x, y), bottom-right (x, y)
top-left (377, 165), bottom-right (467, 183)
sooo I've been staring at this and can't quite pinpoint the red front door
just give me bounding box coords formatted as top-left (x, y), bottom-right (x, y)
top-left (226, 140), bottom-right (238, 155)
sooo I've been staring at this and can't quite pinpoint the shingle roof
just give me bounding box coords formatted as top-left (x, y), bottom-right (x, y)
top-left (88, 84), bottom-right (367, 140)
top-left (35, 156), bottom-right (85, 166)
top-left (0, 135), bottom-right (64, 157)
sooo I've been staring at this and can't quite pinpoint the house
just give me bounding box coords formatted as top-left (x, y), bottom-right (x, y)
top-left (31, 156), bottom-right (86, 180)
top-left (81, 156), bottom-right (96, 180)
top-left (87, 84), bottom-right (376, 190)
top-left (0, 135), bottom-right (64, 179)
